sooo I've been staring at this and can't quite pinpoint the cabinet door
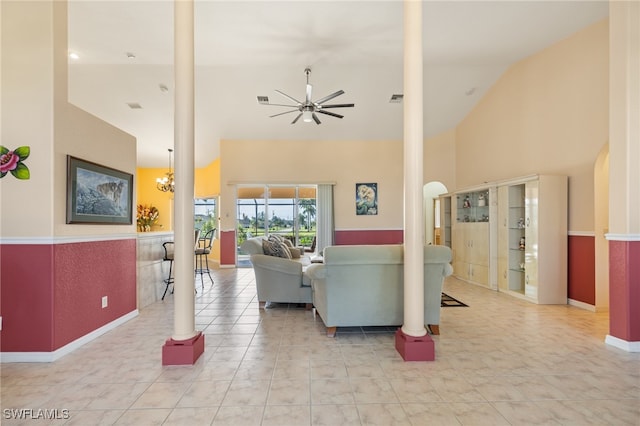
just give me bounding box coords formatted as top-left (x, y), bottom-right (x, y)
top-left (524, 181), bottom-right (539, 299)
top-left (439, 196), bottom-right (452, 248)
top-left (453, 261), bottom-right (468, 280)
top-left (452, 225), bottom-right (466, 263)
top-left (470, 264), bottom-right (489, 286)
top-left (451, 224), bottom-right (464, 279)
top-left (468, 223), bottom-right (489, 266)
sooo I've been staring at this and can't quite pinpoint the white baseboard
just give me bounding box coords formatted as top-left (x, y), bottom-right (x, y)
top-left (568, 299), bottom-right (596, 312)
top-left (0, 310), bottom-right (139, 363)
top-left (605, 334), bottom-right (640, 352)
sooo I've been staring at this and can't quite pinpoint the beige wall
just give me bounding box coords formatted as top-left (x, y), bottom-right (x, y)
top-left (594, 144), bottom-right (609, 310)
top-left (425, 128), bottom-right (456, 191)
top-left (55, 103), bottom-right (137, 237)
top-left (456, 19), bottom-right (608, 232)
top-left (219, 20), bottom-right (609, 238)
top-left (1, 1), bottom-right (136, 239)
top-left (1, 1), bottom-right (55, 237)
top-left (220, 139), bottom-right (405, 233)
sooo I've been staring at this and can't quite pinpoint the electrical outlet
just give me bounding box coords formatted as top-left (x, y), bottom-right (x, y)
top-left (101, 296), bottom-right (108, 308)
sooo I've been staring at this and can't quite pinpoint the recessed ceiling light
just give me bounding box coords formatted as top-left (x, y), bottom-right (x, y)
top-left (127, 103), bottom-right (142, 109)
top-left (257, 96), bottom-right (269, 104)
top-left (126, 52), bottom-right (136, 59)
top-left (389, 94), bottom-right (403, 103)
top-left (69, 52), bottom-right (80, 60)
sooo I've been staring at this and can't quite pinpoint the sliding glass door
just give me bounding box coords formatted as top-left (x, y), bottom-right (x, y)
top-left (236, 185), bottom-right (316, 266)
top-left (297, 187), bottom-right (317, 249)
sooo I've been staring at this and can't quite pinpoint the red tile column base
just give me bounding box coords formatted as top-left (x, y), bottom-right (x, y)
top-left (395, 329), bottom-right (435, 361)
top-left (162, 331), bottom-right (205, 365)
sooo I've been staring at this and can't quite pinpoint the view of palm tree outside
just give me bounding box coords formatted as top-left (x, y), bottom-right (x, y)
top-left (195, 198), bottom-right (217, 235)
top-left (236, 186), bottom-right (316, 263)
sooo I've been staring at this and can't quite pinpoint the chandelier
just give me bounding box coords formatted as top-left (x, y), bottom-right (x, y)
top-left (156, 148), bottom-right (175, 192)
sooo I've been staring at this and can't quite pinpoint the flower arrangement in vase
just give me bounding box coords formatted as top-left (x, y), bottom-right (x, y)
top-left (136, 204), bottom-right (159, 232)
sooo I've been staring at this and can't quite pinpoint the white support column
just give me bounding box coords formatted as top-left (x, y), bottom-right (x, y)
top-left (172, 0), bottom-right (196, 342)
top-left (162, 0), bottom-right (203, 365)
top-left (401, 0), bottom-right (425, 339)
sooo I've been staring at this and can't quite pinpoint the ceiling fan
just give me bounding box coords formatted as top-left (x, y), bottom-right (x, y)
top-left (262, 68), bottom-right (355, 125)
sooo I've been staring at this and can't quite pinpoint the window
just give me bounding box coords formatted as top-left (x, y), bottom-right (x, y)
top-left (236, 185), bottom-right (316, 264)
top-left (194, 198), bottom-right (217, 234)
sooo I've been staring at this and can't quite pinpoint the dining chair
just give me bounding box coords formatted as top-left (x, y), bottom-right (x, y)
top-left (160, 229), bottom-right (201, 300)
top-left (161, 241), bottom-right (175, 300)
top-left (195, 228), bottom-right (216, 288)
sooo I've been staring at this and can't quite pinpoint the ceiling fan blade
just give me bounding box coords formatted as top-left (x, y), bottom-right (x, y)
top-left (312, 113), bottom-right (321, 125)
top-left (317, 109), bottom-right (344, 119)
top-left (269, 109), bottom-right (299, 118)
top-left (275, 89), bottom-right (303, 105)
top-left (306, 84), bottom-right (313, 103)
top-left (315, 90), bottom-right (345, 105)
top-left (265, 103), bottom-right (299, 108)
top-left (319, 103), bottom-right (355, 109)
top-left (291, 113), bottom-right (302, 124)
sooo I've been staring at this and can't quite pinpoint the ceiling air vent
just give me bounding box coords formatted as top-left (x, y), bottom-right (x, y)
top-left (127, 102), bottom-right (142, 109)
top-left (257, 96), bottom-right (269, 105)
top-left (389, 94), bottom-right (403, 103)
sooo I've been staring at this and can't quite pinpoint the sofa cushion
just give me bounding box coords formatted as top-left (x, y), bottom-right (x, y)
top-left (269, 234), bottom-right (285, 243)
top-left (288, 247), bottom-right (302, 258)
top-left (267, 235), bottom-right (294, 257)
top-left (262, 239), bottom-right (292, 259)
top-left (280, 237), bottom-right (301, 258)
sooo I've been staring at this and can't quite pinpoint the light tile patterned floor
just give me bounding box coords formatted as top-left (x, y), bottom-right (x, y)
top-left (1, 267), bottom-right (639, 425)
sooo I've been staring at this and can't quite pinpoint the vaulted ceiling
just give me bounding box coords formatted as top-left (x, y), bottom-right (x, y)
top-left (67, 1), bottom-right (608, 168)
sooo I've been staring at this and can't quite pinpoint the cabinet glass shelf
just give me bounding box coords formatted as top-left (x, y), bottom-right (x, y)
top-left (456, 190), bottom-right (490, 223)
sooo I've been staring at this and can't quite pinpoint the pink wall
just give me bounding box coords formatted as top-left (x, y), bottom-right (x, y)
top-left (53, 240), bottom-right (136, 348)
top-left (334, 230), bottom-right (404, 245)
top-left (0, 245), bottom-right (55, 351)
top-left (568, 235), bottom-right (595, 305)
top-left (0, 239), bottom-right (137, 352)
top-left (609, 240), bottom-right (640, 341)
top-left (220, 230), bottom-right (237, 267)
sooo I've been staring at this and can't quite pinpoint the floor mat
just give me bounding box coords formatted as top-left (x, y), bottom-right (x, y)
top-left (441, 292), bottom-right (468, 307)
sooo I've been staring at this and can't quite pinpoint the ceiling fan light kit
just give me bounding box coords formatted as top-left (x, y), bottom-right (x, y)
top-left (262, 68), bottom-right (355, 125)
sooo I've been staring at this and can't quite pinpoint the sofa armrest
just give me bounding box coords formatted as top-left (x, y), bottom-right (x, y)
top-left (250, 254), bottom-right (302, 277)
top-left (304, 263), bottom-right (326, 280)
top-left (241, 237), bottom-right (265, 255)
top-left (444, 263), bottom-right (453, 277)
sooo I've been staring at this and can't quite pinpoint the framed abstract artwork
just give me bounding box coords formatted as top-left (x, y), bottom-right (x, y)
top-left (356, 182), bottom-right (378, 215)
top-left (66, 156), bottom-right (133, 224)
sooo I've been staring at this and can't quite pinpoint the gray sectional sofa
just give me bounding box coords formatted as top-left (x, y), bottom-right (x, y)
top-left (305, 244), bottom-right (453, 337)
top-left (240, 236), bottom-right (313, 308)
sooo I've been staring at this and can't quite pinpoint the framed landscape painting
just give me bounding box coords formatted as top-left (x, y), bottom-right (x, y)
top-left (66, 156), bottom-right (133, 224)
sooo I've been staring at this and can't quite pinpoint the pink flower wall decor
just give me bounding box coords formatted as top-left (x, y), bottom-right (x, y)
top-left (0, 146), bottom-right (30, 180)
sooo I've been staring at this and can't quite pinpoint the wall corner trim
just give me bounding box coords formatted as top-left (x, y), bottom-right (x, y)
top-left (568, 231), bottom-right (596, 237)
top-left (568, 298), bottom-right (596, 312)
top-left (605, 233), bottom-right (640, 241)
top-left (0, 234), bottom-right (138, 245)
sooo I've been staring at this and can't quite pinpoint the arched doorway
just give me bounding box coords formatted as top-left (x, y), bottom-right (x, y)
top-left (423, 181), bottom-right (448, 245)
